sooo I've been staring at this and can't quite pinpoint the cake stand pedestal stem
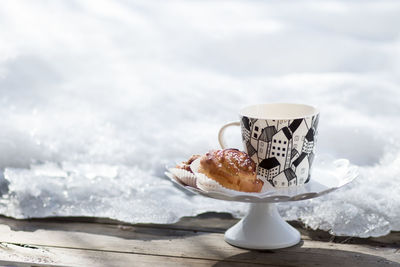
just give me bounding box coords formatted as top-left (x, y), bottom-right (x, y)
top-left (224, 202), bottom-right (301, 249)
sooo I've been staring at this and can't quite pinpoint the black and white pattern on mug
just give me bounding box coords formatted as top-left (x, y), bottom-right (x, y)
top-left (241, 114), bottom-right (319, 187)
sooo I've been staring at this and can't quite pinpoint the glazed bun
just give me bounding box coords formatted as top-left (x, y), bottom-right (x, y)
top-left (198, 149), bottom-right (263, 192)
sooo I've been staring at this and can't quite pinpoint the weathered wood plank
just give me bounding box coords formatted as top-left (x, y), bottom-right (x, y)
top-left (0, 241), bottom-right (397, 267)
top-left (14, 213), bottom-right (238, 234)
top-left (0, 243), bottom-right (261, 267)
top-left (0, 216), bottom-right (398, 266)
top-left (7, 214), bottom-right (400, 246)
top-left (2, 215), bottom-right (399, 248)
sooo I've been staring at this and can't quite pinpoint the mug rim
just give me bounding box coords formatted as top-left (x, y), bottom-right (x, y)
top-left (239, 103), bottom-right (319, 120)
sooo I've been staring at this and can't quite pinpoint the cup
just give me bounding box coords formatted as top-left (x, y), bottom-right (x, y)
top-left (218, 103), bottom-right (319, 188)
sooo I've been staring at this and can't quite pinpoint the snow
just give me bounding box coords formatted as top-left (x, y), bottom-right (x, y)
top-left (0, 0), bottom-right (399, 237)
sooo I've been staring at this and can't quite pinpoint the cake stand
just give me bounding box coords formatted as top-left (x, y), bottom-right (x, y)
top-left (165, 158), bottom-right (358, 250)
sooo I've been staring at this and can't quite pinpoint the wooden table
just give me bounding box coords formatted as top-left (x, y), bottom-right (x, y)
top-left (0, 213), bottom-right (398, 267)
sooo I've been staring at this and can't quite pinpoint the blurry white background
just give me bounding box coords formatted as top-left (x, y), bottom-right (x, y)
top-left (0, 0), bottom-right (399, 237)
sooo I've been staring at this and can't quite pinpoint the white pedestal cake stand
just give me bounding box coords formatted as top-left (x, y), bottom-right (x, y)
top-left (166, 159), bottom-right (358, 250)
top-left (224, 202), bottom-right (301, 249)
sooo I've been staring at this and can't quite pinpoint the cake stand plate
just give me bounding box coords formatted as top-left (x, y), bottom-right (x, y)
top-left (165, 159), bottom-right (358, 250)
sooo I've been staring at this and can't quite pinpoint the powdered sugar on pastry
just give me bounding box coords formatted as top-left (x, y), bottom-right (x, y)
top-left (198, 149), bottom-right (263, 192)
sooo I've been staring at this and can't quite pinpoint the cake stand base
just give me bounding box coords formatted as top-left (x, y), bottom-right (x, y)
top-left (224, 202), bottom-right (300, 250)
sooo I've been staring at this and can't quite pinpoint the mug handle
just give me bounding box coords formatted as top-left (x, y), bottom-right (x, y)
top-left (218, 121), bottom-right (241, 149)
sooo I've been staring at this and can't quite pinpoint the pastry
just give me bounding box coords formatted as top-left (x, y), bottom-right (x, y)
top-left (170, 154), bottom-right (201, 188)
top-left (198, 149), bottom-right (263, 192)
top-left (176, 154), bottom-right (201, 173)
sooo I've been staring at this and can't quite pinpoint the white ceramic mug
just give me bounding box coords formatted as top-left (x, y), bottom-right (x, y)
top-left (218, 103), bottom-right (319, 188)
